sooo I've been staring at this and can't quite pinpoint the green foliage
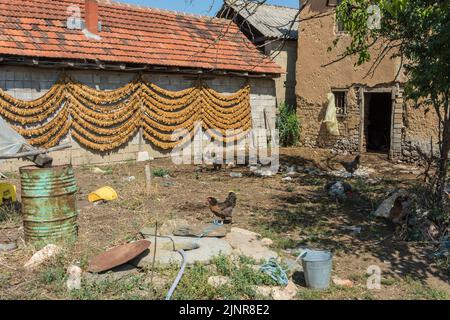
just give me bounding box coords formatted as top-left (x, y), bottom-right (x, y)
top-left (152, 168), bottom-right (170, 177)
top-left (276, 102), bottom-right (300, 147)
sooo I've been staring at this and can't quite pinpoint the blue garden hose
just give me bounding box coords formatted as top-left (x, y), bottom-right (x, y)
top-left (165, 249), bottom-right (187, 300)
top-left (260, 258), bottom-right (289, 286)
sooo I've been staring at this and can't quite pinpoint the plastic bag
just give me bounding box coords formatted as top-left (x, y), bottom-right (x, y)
top-left (323, 92), bottom-right (340, 136)
top-left (0, 116), bottom-right (27, 160)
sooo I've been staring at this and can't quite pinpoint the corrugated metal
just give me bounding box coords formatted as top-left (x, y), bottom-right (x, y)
top-left (224, 0), bottom-right (300, 39)
top-left (20, 165), bottom-right (78, 244)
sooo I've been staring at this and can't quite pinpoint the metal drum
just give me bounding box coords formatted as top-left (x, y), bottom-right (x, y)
top-left (20, 165), bottom-right (78, 243)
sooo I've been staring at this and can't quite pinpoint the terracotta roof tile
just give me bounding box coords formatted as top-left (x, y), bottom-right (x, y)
top-left (0, 0), bottom-right (282, 74)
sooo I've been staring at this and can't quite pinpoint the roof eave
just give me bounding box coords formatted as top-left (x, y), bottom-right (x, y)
top-left (0, 55), bottom-right (282, 79)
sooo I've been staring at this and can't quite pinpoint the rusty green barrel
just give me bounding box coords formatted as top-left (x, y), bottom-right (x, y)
top-left (20, 165), bottom-right (78, 243)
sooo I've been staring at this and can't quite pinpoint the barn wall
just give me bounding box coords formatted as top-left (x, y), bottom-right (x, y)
top-left (265, 39), bottom-right (298, 108)
top-left (0, 66), bottom-right (276, 172)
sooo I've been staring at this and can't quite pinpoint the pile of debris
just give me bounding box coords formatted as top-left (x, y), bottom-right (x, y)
top-left (373, 189), bottom-right (447, 246)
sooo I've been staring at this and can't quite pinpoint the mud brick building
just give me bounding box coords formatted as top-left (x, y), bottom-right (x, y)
top-left (297, 0), bottom-right (439, 161)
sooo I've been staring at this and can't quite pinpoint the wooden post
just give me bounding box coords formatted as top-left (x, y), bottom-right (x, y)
top-left (359, 87), bottom-right (365, 154)
top-left (145, 164), bottom-right (158, 283)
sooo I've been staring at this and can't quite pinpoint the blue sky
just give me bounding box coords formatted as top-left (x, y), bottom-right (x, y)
top-left (122, 0), bottom-right (299, 15)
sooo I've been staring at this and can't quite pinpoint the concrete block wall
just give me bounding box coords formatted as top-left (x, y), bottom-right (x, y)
top-left (0, 66), bottom-right (276, 172)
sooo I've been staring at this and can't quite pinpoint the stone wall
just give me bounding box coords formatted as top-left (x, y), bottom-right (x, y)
top-left (0, 66), bottom-right (276, 172)
top-left (265, 40), bottom-right (298, 108)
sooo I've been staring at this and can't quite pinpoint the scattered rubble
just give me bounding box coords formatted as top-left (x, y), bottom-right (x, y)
top-left (24, 244), bottom-right (61, 270)
top-left (325, 181), bottom-right (352, 200)
top-left (373, 190), bottom-right (412, 223)
top-left (329, 166), bottom-right (375, 179)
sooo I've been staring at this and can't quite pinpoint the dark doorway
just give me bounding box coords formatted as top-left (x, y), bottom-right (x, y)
top-left (365, 92), bottom-right (392, 152)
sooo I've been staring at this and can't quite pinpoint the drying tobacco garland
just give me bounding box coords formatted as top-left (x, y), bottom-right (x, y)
top-left (0, 75), bottom-right (252, 151)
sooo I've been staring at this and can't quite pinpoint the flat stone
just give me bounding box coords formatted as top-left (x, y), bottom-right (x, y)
top-left (131, 236), bottom-right (232, 267)
top-left (271, 281), bottom-right (298, 300)
top-left (225, 228), bottom-right (278, 263)
top-left (83, 264), bottom-right (138, 285)
top-left (173, 223), bottom-right (228, 238)
top-left (208, 276), bottom-right (230, 287)
top-left (142, 219), bottom-right (190, 237)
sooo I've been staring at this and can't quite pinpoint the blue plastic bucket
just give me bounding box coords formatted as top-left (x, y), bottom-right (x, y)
top-left (300, 250), bottom-right (333, 289)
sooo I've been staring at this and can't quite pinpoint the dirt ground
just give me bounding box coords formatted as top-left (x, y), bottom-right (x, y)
top-left (0, 147), bottom-right (449, 300)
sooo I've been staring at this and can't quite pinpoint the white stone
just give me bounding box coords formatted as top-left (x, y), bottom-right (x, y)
top-left (208, 276), bottom-right (230, 287)
top-left (24, 244), bottom-right (61, 270)
top-left (271, 281), bottom-right (298, 300)
top-left (66, 265), bottom-right (82, 291)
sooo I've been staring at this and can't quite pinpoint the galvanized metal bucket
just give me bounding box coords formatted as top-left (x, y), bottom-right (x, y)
top-left (300, 250), bottom-right (333, 290)
top-left (20, 165), bottom-right (78, 244)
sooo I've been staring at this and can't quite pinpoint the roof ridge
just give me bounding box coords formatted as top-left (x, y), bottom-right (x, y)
top-left (225, 0), bottom-right (299, 11)
top-left (99, 0), bottom-right (230, 22)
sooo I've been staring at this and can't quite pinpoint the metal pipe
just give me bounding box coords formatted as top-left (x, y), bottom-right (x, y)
top-left (0, 143), bottom-right (72, 160)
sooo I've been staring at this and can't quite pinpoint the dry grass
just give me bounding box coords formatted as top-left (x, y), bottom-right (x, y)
top-left (0, 147), bottom-right (449, 300)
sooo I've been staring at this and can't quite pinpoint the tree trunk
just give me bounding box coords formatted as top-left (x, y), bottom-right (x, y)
top-left (435, 96), bottom-right (450, 211)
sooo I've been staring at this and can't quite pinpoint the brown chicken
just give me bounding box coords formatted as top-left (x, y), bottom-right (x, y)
top-left (338, 155), bottom-right (361, 174)
top-left (206, 192), bottom-right (237, 223)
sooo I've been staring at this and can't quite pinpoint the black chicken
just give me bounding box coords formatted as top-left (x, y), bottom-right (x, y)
top-left (338, 155), bottom-right (361, 174)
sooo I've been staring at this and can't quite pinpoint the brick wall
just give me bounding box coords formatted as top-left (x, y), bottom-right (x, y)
top-left (0, 66), bottom-right (276, 172)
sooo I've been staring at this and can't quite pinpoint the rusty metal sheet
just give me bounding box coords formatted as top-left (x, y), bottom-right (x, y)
top-left (88, 240), bottom-right (151, 273)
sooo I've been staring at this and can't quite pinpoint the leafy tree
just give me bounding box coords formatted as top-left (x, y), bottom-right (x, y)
top-left (336, 0), bottom-right (450, 215)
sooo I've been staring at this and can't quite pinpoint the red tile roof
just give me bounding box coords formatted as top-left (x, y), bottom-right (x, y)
top-left (0, 0), bottom-right (282, 75)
